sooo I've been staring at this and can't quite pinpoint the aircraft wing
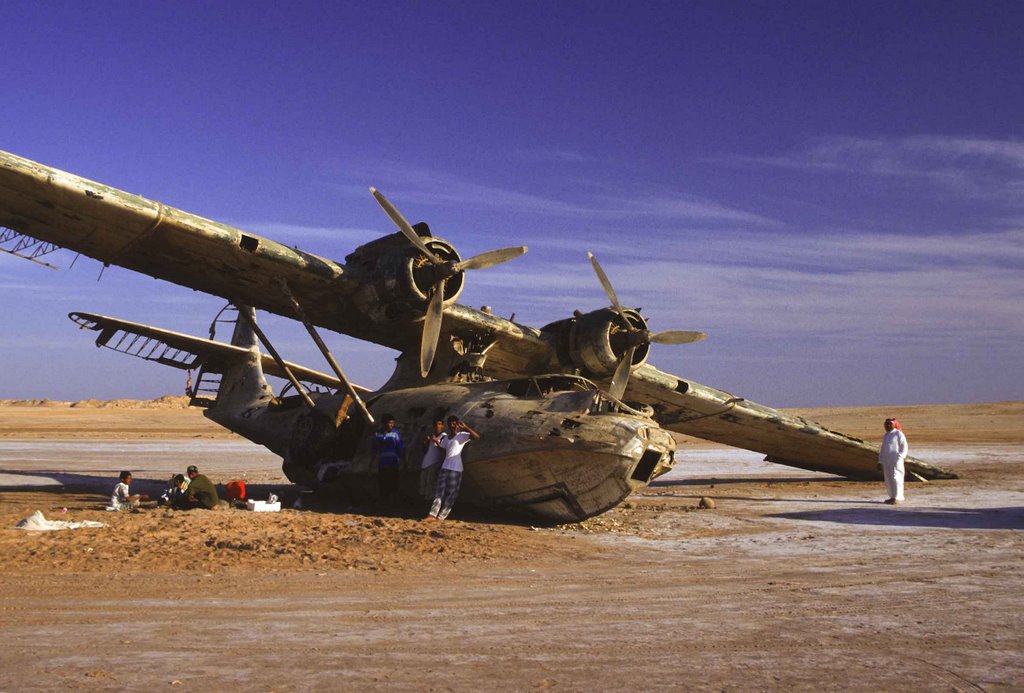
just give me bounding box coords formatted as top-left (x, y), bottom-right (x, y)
top-left (624, 364), bottom-right (956, 480)
top-left (0, 150), bottom-right (419, 349)
top-left (69, 312), bottom-right (368, 393)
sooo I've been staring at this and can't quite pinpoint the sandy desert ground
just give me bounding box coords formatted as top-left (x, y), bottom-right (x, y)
top-left (0, 399), bottom-right (1021, 691)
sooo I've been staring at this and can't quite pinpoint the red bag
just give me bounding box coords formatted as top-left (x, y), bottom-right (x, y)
top-left (225, 480), bottom-right (246, 501)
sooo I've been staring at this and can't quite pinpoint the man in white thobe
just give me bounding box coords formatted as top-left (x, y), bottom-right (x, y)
top-left (878, 417), bottom-right (908, 504)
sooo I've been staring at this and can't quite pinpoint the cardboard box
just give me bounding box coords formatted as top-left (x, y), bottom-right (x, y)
top-left (246, 499), bottom-right (282, 512)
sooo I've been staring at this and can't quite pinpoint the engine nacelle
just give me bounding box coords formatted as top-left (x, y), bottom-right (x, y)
top-left (541, 307), bottom-right (651, 378)
top-left (345, 230), bottom-right (465, 322)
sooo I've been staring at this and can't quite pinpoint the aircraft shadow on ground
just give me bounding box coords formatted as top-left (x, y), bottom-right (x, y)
top-left (0, 470), bottom-right (149, 493)
top-left (670, 493), bottom-right (879, 506)
top-left (651, 476), bottom-right (833, 488)
top-left (770, 506), bottom-right (1024, 530)
top-left (0, 470), bottom-right (313, 501)
top-left (0, 470), bottom-right (531, 525)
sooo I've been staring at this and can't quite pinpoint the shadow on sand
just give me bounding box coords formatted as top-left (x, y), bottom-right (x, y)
top-left (650, 476), bottom-right (834, 488)
top-left (668, 492), bottom-right (880, 506)
top-left (0, 470), bottom-right (532, 526)
top-left (770, 506), bottom-right (1024, 530)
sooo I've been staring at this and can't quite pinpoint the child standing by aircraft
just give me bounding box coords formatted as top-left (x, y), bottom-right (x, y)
top-left (373, 415), bottom-right (406, 504)
top-left (427, 416), bottom-right (480, 521)
top-left (420, 419), bottom-right (447, 502)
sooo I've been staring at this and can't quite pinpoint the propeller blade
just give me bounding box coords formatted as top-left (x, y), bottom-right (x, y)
top-left (588, 251), bottom-right (633, 328)
top-left (370, 187), bottom-right (443, 265)
top-left (651, 330), bottom-right (706, 345)
top-left (588, 252), bottom-right (621, 309)
top-left (420, 280), bottom-right (446, 377)
top-left (454, 245), bottom-right (528, 272)
top-left (608, 345), bottom-right (636, 401)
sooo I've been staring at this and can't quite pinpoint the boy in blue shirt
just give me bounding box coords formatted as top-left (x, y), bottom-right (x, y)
top-left (372, 414), bottom-right (405, 503)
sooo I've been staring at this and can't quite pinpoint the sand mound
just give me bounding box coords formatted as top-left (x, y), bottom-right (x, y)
top-left (0, 500), bottom-right (583, 574)
top-left (70, 395), bottom-right (191, 409)
top-left (0, 398), bottom-right (72, 408)
top-left (1, 395), bottom-right (191, 409)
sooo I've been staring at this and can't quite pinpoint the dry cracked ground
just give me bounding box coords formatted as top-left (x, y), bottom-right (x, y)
top-left (0, 400), bottom-right (1021, 691)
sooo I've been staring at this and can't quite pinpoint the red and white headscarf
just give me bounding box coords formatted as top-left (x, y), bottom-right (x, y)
top-left (884, 417), bottom-right (903, 431)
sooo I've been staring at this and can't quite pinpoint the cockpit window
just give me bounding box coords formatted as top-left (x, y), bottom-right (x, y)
top-left (506, 375), bottom-right (595, 398)
top-left (502, 375), bottom-right (651, 419)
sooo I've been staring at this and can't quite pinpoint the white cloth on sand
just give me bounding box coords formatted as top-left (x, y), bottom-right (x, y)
top-left (16, 510), bottom-right (106, 531)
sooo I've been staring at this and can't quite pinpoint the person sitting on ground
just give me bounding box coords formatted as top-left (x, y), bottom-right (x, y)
top-left (159, 473), bottom-right (189, 507)
top-left (108, 471), bottom-right (148, 511)
top-left (176, 465), bottom-right (220, 509)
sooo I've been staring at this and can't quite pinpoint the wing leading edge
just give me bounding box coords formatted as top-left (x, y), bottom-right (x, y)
top-left (627, 365), bottom-right (957, 481)
top-left (0, 150), bottom-right (383, 340)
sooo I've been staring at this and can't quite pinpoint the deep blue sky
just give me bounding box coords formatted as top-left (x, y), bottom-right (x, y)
top-left (1, 1), bottom-right (1021, 406)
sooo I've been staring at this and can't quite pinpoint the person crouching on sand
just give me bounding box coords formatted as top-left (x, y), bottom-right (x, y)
top-left (109, 471), bottom-right (148, 511)
top-left (175, 465), bottom-right (220, 509)
top-left (878, 417), bottom-right (908, 505)
top-left (159, 473), bottom-right (189, 507)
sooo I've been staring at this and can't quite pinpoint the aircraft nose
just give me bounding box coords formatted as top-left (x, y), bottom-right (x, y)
top-left (629, 426), bottom-right (676, 484)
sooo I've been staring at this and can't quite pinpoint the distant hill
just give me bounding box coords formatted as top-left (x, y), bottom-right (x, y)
top-left (0, 395), bottom-right (191, 409)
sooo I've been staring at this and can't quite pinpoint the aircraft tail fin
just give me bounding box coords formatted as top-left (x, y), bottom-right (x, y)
top-left (211, 305), bottom-right (274, 408)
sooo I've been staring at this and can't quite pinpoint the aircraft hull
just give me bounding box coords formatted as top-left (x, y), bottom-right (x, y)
top-left (459, 446), bottom-right (643, 524)
top-left (276, 380), bottom-right (677, 524)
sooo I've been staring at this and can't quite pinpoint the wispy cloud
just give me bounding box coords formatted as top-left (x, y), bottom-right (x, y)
top-left (512, 147), bottom-right (597, 163)
top-left (465, 226), bottom-right (1024, 353)
top-left (235, 222), bottom-right (382, 246)
top-left (720, 135), bottom-right (1024, 202)
top-left (334, 162), bottom-right (777, 226)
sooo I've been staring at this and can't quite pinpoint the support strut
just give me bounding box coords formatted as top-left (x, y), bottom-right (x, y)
top-left (280, 280), bottom-right (375, 425)
top-left (237, 307), bottom-right (316, 409)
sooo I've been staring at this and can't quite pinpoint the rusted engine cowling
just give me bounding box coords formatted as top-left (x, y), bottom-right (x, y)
top-left (344, 232), bottom-right (465, 321)
top-left (543, 307), bottom-right (651, 378)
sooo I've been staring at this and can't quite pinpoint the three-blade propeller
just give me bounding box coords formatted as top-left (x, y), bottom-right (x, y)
top-left (587, 251), bottom-right (705, 400)
top-left (370, 187), bottom-right (527, 377)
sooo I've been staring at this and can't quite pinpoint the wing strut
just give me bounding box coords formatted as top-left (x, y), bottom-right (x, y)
top-left (280, 280), bottom-right (375, 426)
top-left (0, 227), bottom-right (61, 269)
top-left (237, 308), bottom-right (316, 409)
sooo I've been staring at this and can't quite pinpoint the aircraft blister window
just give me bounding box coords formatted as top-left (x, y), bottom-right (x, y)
top-left (507, 375), bottom-right (597, 399)
top-left (505, 379), bottom-right (536, 398)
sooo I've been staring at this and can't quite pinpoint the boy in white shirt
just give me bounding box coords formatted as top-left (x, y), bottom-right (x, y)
top-left (427, 416), bottom-right (480, 521)
top-left (419, 419), bottom-right (447, 501)
top-left (109, 471), bottom-right (148, 511)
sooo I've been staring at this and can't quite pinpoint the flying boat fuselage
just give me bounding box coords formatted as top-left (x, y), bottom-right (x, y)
top-left (206, 374), bottom-right (676, 523)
